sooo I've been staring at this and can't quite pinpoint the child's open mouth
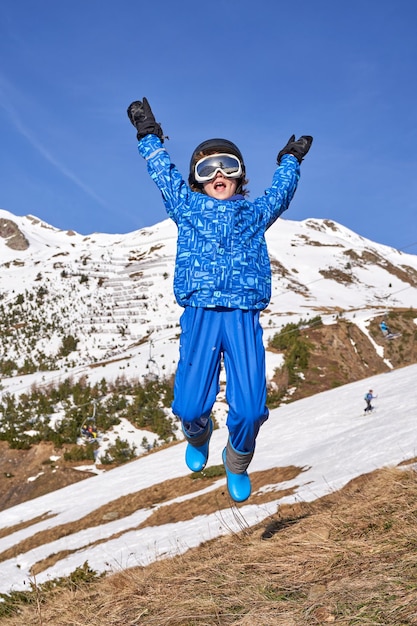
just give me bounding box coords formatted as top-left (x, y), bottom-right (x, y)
top-left (214, 180), bottom-right (226, 189)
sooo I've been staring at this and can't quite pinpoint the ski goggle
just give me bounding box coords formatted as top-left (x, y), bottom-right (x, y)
top-left (194, 153), bottom-right (243, 183)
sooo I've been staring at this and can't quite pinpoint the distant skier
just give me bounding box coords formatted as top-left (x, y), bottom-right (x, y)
top-left (81, 424), bottom-right (97, 440)
top-left (380, 320), bottom-right (391, 337)
top-left (88, 425), bottom-right (97, 439)
top-left (379, 319), bottom-right (401, 340)
top-left (364, 389), bottom-right (376, 413)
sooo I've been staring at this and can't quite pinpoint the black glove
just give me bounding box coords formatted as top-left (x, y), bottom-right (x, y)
top-left (127, 97), bottom-right (164, 142)
top-left (277, 135), bottom-right (313, 164)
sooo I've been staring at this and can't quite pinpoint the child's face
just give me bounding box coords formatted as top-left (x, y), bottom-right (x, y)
top-left (202, 172), bottom-right (238, 200)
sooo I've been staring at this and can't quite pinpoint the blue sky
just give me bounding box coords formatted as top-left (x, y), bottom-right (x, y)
top-left (1, 0), bottom-right (416, 251)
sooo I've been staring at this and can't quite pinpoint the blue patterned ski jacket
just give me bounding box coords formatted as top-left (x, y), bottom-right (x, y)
top-left (138, 134), bottom-right (300, 310)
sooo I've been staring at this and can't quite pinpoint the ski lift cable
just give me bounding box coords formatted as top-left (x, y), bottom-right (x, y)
top-left (396, 240), bottom-right (417, 253)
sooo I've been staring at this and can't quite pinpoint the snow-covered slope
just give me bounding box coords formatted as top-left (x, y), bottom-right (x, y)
top-left (0, 362), bottom-right (416, 594)
top-left (1, 209), bottom-right (417, 594)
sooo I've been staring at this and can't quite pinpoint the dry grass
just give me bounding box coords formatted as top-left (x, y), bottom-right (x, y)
top-left (3, 465), bottom-right (417, 625)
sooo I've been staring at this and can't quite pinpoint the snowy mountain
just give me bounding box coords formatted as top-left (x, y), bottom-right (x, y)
top-left (1, 208), bottom-right (417, 595)
top-left (1, 207), bottom-right (417, 384)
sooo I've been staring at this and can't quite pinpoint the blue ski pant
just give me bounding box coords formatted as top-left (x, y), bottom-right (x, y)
top-left (172, 306), bottom-right (269, 454)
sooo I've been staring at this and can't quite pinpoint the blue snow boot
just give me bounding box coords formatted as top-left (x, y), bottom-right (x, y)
top-left (222, 440), bottom-right (254, 503)
top-left (183, 419), bottom-right (213, 472)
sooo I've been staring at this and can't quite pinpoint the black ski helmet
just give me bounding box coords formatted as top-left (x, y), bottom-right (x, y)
top-left (188, 138), bottom-right (246, 190)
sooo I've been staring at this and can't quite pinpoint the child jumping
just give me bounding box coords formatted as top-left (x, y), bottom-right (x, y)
top-left (127, 97), bottom-right (312, 502)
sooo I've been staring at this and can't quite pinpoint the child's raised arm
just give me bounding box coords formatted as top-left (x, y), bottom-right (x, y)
top-left (277, 134), bottom-right (313, 164)
top-left (127, 97), bottom-right (164, 142)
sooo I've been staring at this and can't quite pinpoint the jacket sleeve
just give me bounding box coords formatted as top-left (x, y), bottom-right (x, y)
top-left (137, 135), bottom-right (191, 223)
top-left (253, 154), bottom-right (300, 230)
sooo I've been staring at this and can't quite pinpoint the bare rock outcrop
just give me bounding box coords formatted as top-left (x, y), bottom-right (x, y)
top-left (0, 218), bottom-right (29, 250)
